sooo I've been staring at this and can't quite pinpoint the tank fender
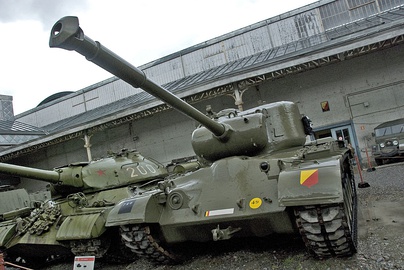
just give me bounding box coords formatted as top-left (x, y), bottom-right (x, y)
top-left (106, 194), bottom-right (162, 227)
top-left (278, 158), bottom-right (343, 206)
top-left (56, 211), bottom-right (107, 240)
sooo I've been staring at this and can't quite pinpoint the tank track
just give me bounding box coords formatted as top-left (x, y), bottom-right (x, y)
top-left (70, 238), bottom-right (110, 258)
top-left (294, 157), bottom-right (357, 258)
top-left (120, 224), bottom-right (178, 264)
top-left (70, 234), bottom-right (135, 263)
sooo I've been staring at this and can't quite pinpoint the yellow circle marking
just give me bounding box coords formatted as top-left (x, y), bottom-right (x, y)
top-left (249, 197), bottom-right (262, 209)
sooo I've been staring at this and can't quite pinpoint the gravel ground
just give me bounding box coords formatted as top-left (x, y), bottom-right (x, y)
top-left (6, 161), bottom-right (404, 270)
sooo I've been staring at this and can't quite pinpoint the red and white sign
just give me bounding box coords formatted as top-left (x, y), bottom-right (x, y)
top-left (73, 256), bottom-right (95, 270)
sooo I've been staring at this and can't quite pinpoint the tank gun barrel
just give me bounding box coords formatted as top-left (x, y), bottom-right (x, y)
top-left (49, 16), bottom-right (226, 138)
top-left (0, 162), bottom-right (60, 183)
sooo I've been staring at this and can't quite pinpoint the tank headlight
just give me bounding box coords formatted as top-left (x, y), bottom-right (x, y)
top-left (393, 140), bottom-right (399, 146)
top-left (380, 143), bottom-right (385, 148)
top-left (260, 162), bottom-right (270, 173)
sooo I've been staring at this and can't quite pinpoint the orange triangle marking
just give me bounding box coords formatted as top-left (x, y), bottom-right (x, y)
top-left (300, 169), bottom-right (318, 187)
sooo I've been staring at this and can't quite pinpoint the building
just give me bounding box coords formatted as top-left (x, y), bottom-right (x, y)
top-left (1, 0), bottom-right (404, 191)
top-left (0, 95), bottom-right (47, 186)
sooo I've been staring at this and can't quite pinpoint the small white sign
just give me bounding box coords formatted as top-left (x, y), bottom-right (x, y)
top-left (205, 208), bottom-right (234, 217)
top-left (73, 256), bottom-right (95, 270)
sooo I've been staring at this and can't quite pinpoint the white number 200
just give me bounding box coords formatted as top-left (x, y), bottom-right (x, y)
top-left (126, 165), bottom-right (157, 178)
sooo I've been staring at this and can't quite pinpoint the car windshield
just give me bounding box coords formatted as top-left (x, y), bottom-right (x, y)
top-left (375, 124), bottom-right (404, 137)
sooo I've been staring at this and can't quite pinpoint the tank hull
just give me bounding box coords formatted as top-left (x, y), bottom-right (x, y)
top-left (113, 141), bottom-right (357, 263)
top-left (2, 186), bottom-right (134, 263)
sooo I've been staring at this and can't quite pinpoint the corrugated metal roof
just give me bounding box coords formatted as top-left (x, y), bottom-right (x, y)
top-left (42, 91), bottom-right (153, 132)
top-left (148, 4), bottom-right (404, 92)
top-left (0, 120), bottom-right (47, 135)
top-left (40, 4), bottom-right (404, 134)
top-left (14, 0), bottom-right (404, 129)
top-left (0, 120), bottom-right (47, 147)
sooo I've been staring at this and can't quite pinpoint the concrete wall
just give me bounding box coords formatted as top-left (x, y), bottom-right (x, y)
top-left (253, 44), bottom-right (404, 156)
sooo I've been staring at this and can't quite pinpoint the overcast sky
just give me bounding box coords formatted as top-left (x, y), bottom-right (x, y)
top-left (0, 0), bottom-right (317, 115)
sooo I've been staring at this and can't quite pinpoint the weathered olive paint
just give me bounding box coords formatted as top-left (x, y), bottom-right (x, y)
top-left (48, 16), bottom-right (353, 245)
top-left (0, 16), bottom-right (357, 263)
top-left (0, 150), bottom-right (168, 195)
top-left (0, 149), bottom-right (168, 257)
top-left (0, 188), bottom-right (50, 247)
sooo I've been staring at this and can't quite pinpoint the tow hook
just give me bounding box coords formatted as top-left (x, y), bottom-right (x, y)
top-left (212, 225), bottom-right (241, 241)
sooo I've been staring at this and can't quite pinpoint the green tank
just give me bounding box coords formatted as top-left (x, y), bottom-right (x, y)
top-left (0, 186), bottom-right (50, 258)
top-left (46, 16), bottom-right (359, 264)
top-left (0, 149), bottom-right (168, 265)
top-left (0, 186), bottom-right (50, 223)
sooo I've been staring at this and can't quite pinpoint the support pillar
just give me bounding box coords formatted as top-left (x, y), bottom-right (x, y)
top-left (82, 133), bottom-right (93, 161)
top-left (229, 83), bottom-right (248, 111)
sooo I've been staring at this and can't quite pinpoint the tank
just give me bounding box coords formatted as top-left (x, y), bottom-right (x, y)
top-left (46, 16), bottom-right (359, 264)
top-left (0, 186), bottom-right (50, 223)
top-left (0, 149), bottom-right (168, 265)
top-left (4, 17), bottom-right (357, 266)
top-left (0, 186), bottom-right (50, 258)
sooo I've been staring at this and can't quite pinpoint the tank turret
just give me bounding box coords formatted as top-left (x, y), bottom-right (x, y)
top-left (49, 16), bottom-right (309, 162)
top-left (0, 149), bottom-right (167, 195)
